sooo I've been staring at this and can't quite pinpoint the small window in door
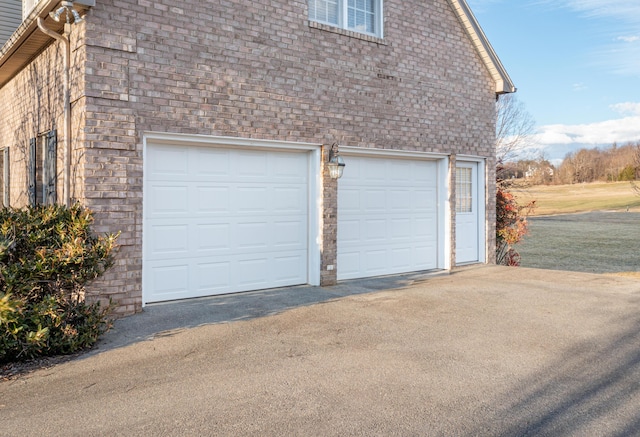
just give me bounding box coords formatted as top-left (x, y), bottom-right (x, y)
top-left (456, 167), bottom-right (472, 213)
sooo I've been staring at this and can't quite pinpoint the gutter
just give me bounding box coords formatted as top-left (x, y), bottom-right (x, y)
top-left (0, 0), bottom-right (93, 87)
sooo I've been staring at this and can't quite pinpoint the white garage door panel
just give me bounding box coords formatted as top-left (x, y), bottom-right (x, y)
top-left (338, 156), bottom-right (438, 280)
top-left (144, 144), bottom-right (309, 303)
top-left (146, 249), bottom-right (307, 300)
top-left (147, 215), bottom-right (307, 259)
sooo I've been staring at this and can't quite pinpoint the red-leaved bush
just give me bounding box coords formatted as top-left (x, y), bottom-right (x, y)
top-left (496, 184), bottom-right (535, 266)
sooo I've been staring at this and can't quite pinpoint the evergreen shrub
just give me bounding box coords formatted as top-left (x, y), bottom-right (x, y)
top-left (0, 204), bottom-right (118, 363)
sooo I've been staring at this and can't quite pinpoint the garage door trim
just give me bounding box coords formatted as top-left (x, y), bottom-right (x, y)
top-left (339, 146), bottom-right (448, 160)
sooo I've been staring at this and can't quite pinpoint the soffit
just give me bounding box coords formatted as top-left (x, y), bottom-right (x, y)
top-left (0, 0), bottom-right (92, 88)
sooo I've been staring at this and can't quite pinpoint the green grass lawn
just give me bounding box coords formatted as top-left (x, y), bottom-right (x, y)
top-left (513, 182), bottom-right (640, 277)
top-left (510, 182), bottom-right (640, 274)
top-left (514, 181), bottom-right (640, 216)
top-left (517, 212), bottom-right (640, 274)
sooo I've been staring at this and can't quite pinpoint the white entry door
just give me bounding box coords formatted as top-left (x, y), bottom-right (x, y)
top-left (144, 143), bottom-right (310, 303)
top-left (455, 161), bottom-right (483, 264)
top-left (337, 155), bottom-right (439, 280)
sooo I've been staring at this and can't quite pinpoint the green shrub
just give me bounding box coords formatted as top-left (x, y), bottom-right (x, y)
top-left (619, 165), bottom-right (636, 181)
top-left (0, 204), bottom-right (118, 363)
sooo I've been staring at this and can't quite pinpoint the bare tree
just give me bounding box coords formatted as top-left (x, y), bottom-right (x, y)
top-left (494, 94), bottom-right (537, 265)
top-left (632, 143), bottom-right (640, 196)
top-left (496, 93), bottom-right (536, 163)
top-left (554, 142), bottom-right (639, 185)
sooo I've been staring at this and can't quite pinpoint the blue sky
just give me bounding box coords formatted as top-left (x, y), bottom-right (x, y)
top-left (467, 0), bottom-right (640, 162)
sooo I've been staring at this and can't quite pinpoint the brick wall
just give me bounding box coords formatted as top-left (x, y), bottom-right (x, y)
top-left (1, 0), bottom-right (498, 314)
top-left (0, 42), bottom-right (62, 207)
top-left (85, 0), bottom-right (496, 154)
top-left (0, 26), bottom-right (87, 207)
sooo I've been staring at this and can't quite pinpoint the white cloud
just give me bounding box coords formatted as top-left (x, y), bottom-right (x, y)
top-left (536, 0), bottom-right (640, 76)
top-left (533, 114), bottom-right (640, 147)
top-left (522, 113), bottom-right (640, 162)
top-left (610, 102), bottom-right (640, 116)
top-left (536, 130), bottom-right (575, 145)
top-left (562, 0), bottom-right (640, 20)
top-left (572, 82), bottom-right (588, 92)
top-left (617, 35), bottom-right (640, 43)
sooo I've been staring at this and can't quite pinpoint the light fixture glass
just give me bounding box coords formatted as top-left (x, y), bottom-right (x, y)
top-left (328, 143), bottom-right (346, 179)
top-left (71, 9), bottom-right (83, 23)
top-left (49, 1), bottom-right (83, 24)
top-left (49, 6), bottom-right (66, 22)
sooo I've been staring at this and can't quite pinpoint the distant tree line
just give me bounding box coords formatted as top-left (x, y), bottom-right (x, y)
top-left (501, 142), bottom-right (640, 185)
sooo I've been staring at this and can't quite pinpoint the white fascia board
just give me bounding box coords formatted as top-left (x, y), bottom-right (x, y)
top-left (447, 0), bottom-right (516, 95)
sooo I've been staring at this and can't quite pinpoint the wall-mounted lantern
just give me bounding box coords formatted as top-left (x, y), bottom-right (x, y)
top-left (327, 143), bottom-right (345, 179)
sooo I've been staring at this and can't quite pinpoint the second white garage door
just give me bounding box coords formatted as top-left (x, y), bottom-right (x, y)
top-left (144, 143), bottom-right (310, 303)
top-left (337, 155), bottom-right (439, 280)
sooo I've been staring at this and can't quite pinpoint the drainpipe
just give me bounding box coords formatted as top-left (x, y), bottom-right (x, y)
top-left (37, 17), bottom-right (71, 207)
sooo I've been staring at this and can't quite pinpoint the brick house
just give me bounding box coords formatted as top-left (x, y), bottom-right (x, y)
top-left (0, 0), bottom-right (514, 315)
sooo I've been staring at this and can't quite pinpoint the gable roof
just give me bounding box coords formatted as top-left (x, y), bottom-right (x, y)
top-left (447, 0), bottom-right (516, 94)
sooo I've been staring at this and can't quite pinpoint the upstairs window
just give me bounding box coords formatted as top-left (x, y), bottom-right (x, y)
top-left (309, 0), bottom-right (383, 37)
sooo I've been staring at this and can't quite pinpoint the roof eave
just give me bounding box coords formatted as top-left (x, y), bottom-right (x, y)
top-left (447, 0), bottom-right (516, 95)
top-left (0, 0), bottom-right (94, 89)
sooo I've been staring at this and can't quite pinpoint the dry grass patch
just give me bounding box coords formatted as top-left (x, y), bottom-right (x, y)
top-left (605, 272), bottom-right (640, 279)
top-left (514, 181), bottom-right (640, 216)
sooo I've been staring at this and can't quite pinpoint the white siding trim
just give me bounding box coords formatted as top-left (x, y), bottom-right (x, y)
top-left (439, 157), bottom-right (452, 270)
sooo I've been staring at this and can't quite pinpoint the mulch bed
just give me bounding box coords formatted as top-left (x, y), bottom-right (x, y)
top-left (1, 353), bottom-right (81, 381)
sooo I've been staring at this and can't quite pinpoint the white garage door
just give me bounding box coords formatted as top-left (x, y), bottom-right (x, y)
top-left (144, 144), bottom-right (309, 303)
top-left (338, 155), bottom-right (439, 280)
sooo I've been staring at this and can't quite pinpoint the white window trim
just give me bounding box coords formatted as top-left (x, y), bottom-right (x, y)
top-left (309, 0), bottom-right (384, 39)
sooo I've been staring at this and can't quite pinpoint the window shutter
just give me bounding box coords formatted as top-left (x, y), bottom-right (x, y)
top-left (44, 129), bottom-right (57, 205)
top-left (28, 137), bottom-right (36, 206)
top-left (2, 148), bottom-right (9, 207)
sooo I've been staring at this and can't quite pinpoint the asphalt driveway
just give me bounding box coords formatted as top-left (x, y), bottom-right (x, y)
top-left (2, 266), bottom-right (640, 436)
